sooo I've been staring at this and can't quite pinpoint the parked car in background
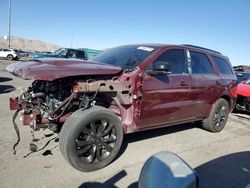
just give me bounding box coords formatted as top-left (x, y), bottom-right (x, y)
top-left (78, 48), bottom-right (104, 59)
top-left (32, 48), bottom-right (102, 60)
top-left (235, 72), bottom-right (250, 83)
top-left (7, 44), bottom-right (237, 172)
top-left (17, 49), bottom-right (29, 58)
top-left (234, 65), bottom-right (250, 72)
top-left (0, 48), bottom-right (20, 60)
top-left (235, 79), bottom-right (250, 112)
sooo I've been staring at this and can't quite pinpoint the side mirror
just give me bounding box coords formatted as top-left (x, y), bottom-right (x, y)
top-left (147, 61), bottom-right (171, 75)
top-left (153, 61), bottom-right (170, 71)
top-left (138, 151), bottom-right (199, 188)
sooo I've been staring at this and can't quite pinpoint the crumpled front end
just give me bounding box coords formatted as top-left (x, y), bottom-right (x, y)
top-left (9, 79), bottom-right (75, 129)
top-left (7, 59), bottom-right (142, 155)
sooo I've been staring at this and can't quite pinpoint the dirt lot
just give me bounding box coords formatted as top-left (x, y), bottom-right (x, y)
top-left (0, 59), bottom-right (250, 188)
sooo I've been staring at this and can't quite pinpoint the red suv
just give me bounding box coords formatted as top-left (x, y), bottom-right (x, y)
top-left (7, 44), bottom-right (237, 172)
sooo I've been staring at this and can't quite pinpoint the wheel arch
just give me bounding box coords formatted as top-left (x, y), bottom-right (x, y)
top-left (220, 95), bottom-right (231, 107)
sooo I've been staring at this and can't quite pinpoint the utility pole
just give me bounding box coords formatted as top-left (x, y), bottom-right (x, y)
top-left (8, 0), bottom-right (12, 49)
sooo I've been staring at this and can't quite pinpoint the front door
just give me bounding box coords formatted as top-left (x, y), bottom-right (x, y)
top-left (138, 49), bottom-right (194, 129)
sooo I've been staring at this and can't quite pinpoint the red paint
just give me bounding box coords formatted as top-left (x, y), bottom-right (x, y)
top-left (9, 97), bottom-right (19, 110)
top-left (237, 80), bottom-right (250, 97)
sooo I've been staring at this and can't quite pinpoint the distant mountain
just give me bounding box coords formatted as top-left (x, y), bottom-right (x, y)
top-left (0, 36), bottom-right (60, 52)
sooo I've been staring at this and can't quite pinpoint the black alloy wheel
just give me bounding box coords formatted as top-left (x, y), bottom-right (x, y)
top-left (59, 106), bottom-right (123, 172)
top-left (202, 98), bottom-right (229, 132)
top-left (75, 118), bottom-right (117, 163)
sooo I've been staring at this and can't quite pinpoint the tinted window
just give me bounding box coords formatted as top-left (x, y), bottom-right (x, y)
top-left (190, 51), bottom-right (213, 74)
top-left (212, 56), bottom-right (232, 74)
top-left (90, 45), bottom-right (158, 71)
top-left (151, 49), bottom-right (186, 74)
top-left (65, 50), bottom-right (75, 57)
top-left (75, 50), bottom-right (85, 58)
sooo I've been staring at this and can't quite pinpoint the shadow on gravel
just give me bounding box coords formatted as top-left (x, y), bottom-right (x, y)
top-left (233, 110), bottom-right (250, 117)
top-left (0, 85), bottom-right (15, 94)
top-left (234, 114), bottom-right (250, 121)
top-left (79, 151), bottom-right (250, 188)
top-left (78, 170), bottom-right (128, 188)
top-left (115, 123), bottom-right (196, 162)
top-left (78, 170), bottom-right (138, 188)
top-left (196, 151), bottom-right (250, 188)
top-left (0, 77), bottom-right (13, 82)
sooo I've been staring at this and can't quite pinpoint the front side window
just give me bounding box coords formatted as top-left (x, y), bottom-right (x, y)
top-left (190, 51), bottom-right (213, 74)
top-left (149, 49), bottom-right (186, 74)
top-left (212, 56), bottom-right (233, 74)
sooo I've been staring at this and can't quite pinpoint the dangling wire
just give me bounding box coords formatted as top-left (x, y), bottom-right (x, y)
top-left (12, 109), bottom-right (21, 155)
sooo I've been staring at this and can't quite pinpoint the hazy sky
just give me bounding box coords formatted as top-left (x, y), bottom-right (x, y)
top-left (0, 0), bottom-right (249, 66)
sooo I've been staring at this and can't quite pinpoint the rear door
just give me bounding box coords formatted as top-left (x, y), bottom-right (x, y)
top-left (188, 50), bottom-right (224, 118)
top-left (138, 48), bottom-right (194, 129)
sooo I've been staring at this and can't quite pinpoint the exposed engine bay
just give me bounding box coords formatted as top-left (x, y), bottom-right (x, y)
top-left (13, 77), bottom-right (132, 129)
top-left (25, 79), bottom-right (72, 117)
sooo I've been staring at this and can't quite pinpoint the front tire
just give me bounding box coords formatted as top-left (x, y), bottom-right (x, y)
top-left (202, 98), bottom-right (229, 132)
top-left (59, 106), bottom-right (124, 172)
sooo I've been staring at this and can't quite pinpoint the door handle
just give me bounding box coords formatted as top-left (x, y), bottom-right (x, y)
top-left (180, 81), bottom-right (189, 86)
top-left (216, 81), bottom-right (222, 85)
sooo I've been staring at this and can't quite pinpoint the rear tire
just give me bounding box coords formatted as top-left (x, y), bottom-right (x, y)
top-left (59, 106), bottom-right (124, 172)
top-left (202, 98), bottom-right (229, 132)
top-left (7, 54), bottom-right (14, 61)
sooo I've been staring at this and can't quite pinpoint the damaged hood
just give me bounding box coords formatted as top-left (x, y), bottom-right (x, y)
top-left (6, 58), bottom-right (122, 81)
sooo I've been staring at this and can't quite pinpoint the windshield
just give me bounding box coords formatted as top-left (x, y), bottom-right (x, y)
top-left (90, 45), bottom-right (158, 70)
top-left (53, 48), bottom-right (64, 55)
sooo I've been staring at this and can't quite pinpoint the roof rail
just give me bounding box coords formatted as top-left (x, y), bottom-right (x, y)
top-left (182, 44), bottom-right (221, 55)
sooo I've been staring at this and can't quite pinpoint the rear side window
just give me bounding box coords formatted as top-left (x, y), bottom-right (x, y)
top-left (190, 51), bottom-right (213, 74)
top-left (212, 56), bottom-right (233, 74)
top-left (151, 49), bottom-right (186, 74)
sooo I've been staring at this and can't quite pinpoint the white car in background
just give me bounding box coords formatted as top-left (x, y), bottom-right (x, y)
top-left (0, 48), bottom-right (20, 60)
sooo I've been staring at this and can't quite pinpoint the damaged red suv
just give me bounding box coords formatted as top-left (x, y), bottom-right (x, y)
top-left (7, 44), bottom-right (237, 172)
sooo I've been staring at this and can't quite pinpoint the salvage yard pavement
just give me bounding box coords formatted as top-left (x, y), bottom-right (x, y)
top-left (0, 59), bottom-right (250, 188)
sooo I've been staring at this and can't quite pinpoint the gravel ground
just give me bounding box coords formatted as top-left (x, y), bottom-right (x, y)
top-left (0, 59), bottom-right (250, 188)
